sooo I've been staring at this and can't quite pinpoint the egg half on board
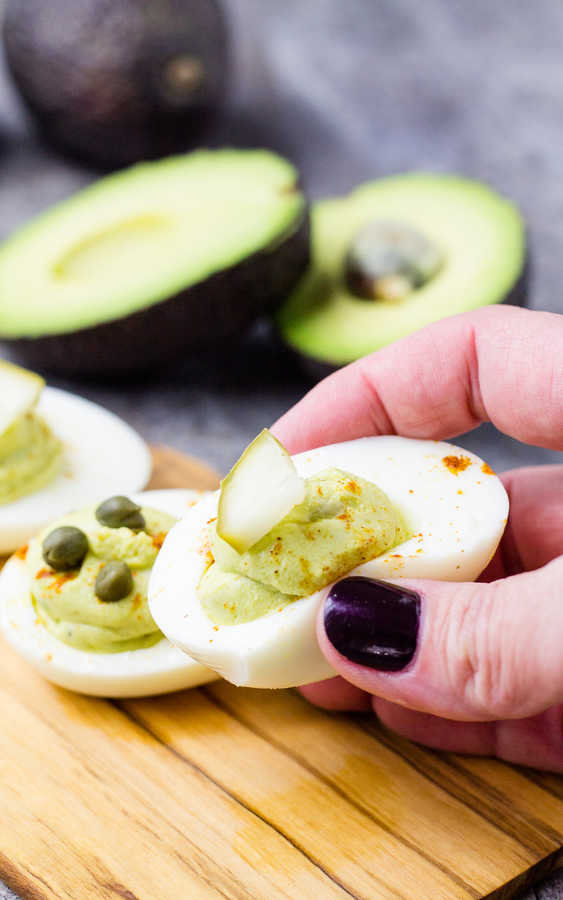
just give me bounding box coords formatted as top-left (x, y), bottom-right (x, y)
top-left (0, 360), bottom-right (151, 553)
top-left (0, 489), bottom-right (217, 697)
top-left (149, 434), bottom-right (509, 689)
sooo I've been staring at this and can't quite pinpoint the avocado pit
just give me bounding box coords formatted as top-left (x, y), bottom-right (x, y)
top-left (345, 219), bottom-right (444, 302)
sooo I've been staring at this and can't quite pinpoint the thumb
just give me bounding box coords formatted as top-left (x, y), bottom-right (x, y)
top-left (319, 557), bottom-right (563, 721)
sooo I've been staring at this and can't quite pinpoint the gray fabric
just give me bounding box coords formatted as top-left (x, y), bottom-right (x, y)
top-left (537, 868), bottom-right (563, 899)
top-left (0, 888), bottom-right (17, 900)
top-left (520, 868), bottom-right (563, 899)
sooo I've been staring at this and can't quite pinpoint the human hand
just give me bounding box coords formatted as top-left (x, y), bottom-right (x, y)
top-left (273, 305), bottom-right (563, 771)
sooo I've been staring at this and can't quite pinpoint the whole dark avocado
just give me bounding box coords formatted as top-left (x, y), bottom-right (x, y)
top-left (0, 149), bottom-right (309, 377)
top-left (3, 0), bottom-right (230, 168)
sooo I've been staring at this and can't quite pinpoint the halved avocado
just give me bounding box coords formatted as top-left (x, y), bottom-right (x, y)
top-left (0, 149), bottom-right (309, 376)
top-left (277, 174), bottom-right (526, 373)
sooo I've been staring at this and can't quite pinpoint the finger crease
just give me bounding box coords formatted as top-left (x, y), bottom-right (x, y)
top-left (357, 362), bottom-right (397, 435)
top-left (465, 323), bottom-right (487, 426)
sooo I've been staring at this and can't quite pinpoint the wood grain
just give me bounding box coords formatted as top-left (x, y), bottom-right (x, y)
top-left (149, 444), bottom-right (220, 491)
top-left (0, 446), bottom-right (561, 900)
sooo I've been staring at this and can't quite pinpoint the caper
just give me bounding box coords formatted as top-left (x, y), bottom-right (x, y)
top-left (95, 560), bottom-right (134, 603)
top-left (42, 526), bottom-right (89, 571)
top-left (345, 219), bottom-right (444, 302)
top-left (95, 496), bottom-right (145, 531)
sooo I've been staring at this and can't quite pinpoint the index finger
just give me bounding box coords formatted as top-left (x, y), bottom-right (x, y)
top-left (272, 305), bottom-right (563, 453)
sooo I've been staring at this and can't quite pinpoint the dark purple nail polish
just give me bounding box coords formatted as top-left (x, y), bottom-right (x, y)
top-left (324, 576), bottom-right (420, 671)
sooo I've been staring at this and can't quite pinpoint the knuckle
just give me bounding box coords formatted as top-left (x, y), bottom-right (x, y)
top-left (443, 582), bottom-right (519, 718)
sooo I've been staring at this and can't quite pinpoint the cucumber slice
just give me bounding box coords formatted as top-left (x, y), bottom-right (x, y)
top-left (0, 360), bottom-right (44, 436)
top-left (217, 429), bottom-right (305, 554)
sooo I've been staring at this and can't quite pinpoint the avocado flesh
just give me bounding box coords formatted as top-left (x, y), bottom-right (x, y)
top-left (278, 174), bottom-right (526, 368)
top-left (0, 150), bottom-right (309, 376)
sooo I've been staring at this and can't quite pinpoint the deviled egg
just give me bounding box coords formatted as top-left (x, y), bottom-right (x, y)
top-left (0, 489), bottom-right (216, 696)
top-left (149, 431), bottom-right (509, 688)
top-left (0, 360), bottom-right (151, 553)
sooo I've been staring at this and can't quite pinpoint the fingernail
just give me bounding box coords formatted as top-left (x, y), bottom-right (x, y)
top-left (324, 576), bottom-right (420, 672)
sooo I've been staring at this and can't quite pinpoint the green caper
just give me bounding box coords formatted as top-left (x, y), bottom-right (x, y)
top-left (95, 496), bottom-right (145, 531)
top-left (95, 560), bottom-right (134, 603)
top-left (42, 526), bottom-right (89, 571)
top-left (345, 219), bottom-right (444, 302)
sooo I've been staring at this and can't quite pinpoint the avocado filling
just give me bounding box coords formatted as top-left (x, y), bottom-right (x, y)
top-left (345, 219), bottom-right (444, 302)
top-left (0, 412), bottom-right (62, 504)
top-left (198, 468), bottom-right (407, 626)
top-left (27, 504), bottom-right (176, 653)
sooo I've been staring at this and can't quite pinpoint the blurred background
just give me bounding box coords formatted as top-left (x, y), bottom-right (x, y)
top-left (1, 0), bottom-right (562, 473)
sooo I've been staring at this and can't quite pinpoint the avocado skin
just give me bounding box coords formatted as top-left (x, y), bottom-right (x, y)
top-left (3, 0), bottom-right (229, 168)
top-left (289, 252), bottom-right (530, 382)
top-left (2, 214), bottom-right (310, 378)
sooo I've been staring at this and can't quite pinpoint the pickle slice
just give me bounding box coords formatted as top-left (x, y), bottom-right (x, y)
top-left (217, 429), bottom-right (305, 554)
top-left (0, 360), bottom-right (44, 437)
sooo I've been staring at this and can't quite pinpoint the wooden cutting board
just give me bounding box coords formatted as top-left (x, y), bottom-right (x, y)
top-left (0, 446), bottom-right (561, 900)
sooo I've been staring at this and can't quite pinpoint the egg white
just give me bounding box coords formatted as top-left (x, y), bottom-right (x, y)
top-left (0, 489), bottom-right (217, 697)
top-left (149, 437), bottom-right (509, 689)
top-left (0, 386), bottom-right (152, 554)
